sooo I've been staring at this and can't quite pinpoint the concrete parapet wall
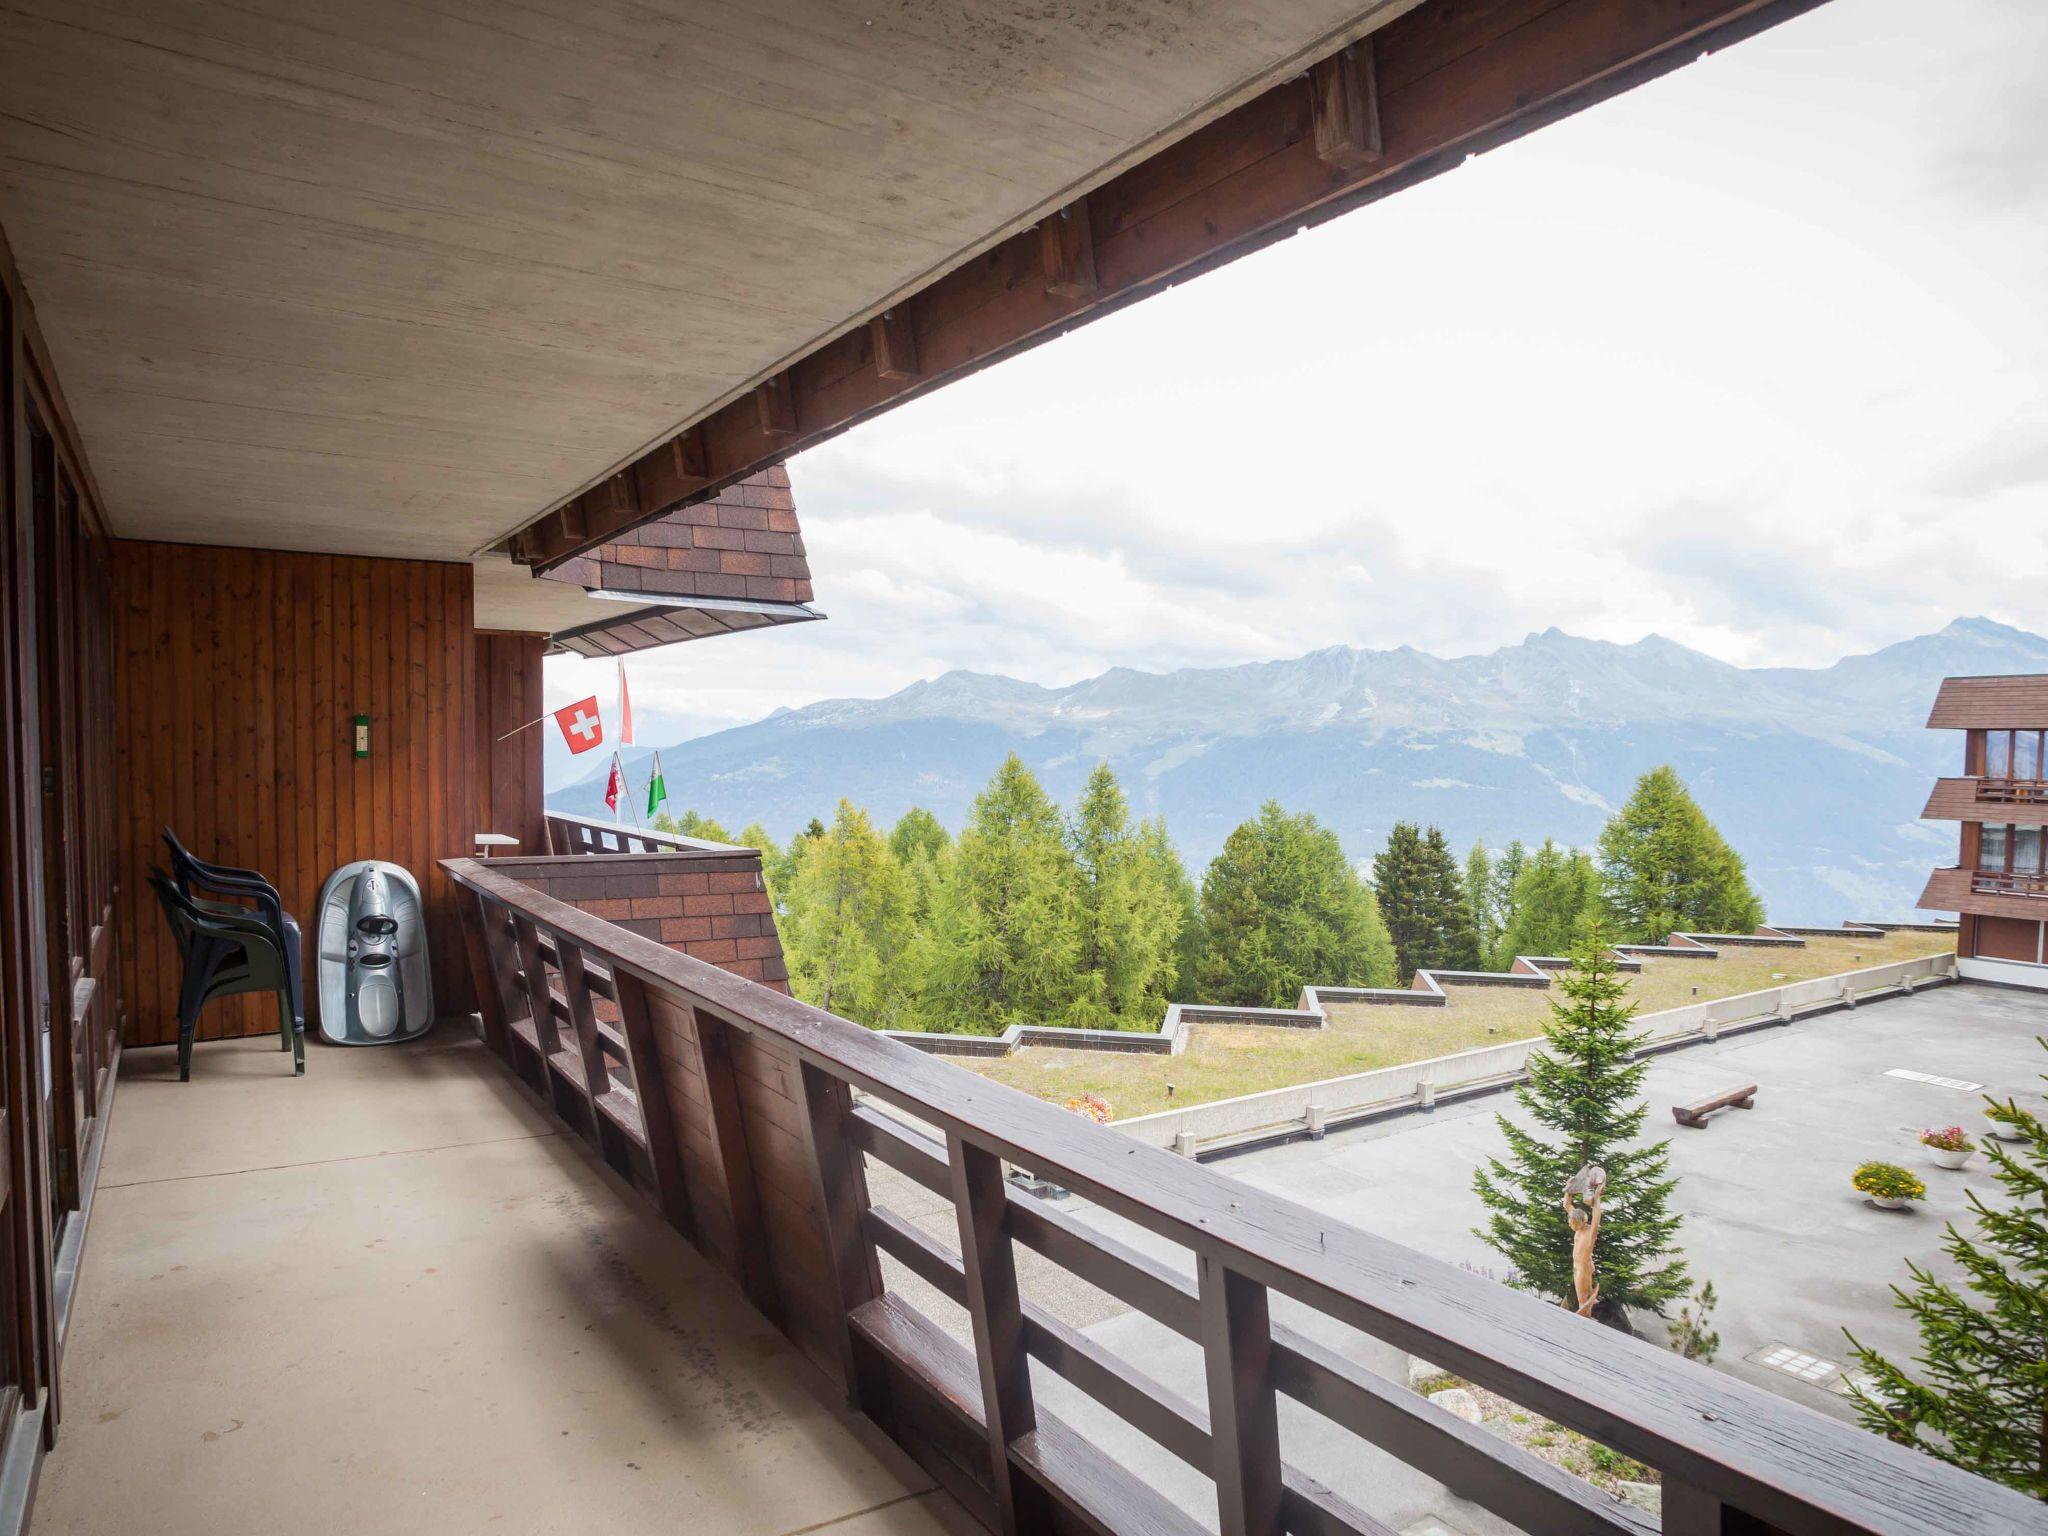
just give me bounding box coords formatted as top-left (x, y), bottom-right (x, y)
top-left (1115, 950), bottom-right (1960, 1156)
top-left (866, 922), bottom-right (1955, 1063)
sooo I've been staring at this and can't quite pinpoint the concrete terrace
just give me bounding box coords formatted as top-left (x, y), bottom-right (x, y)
top-left (868, 980), bottom-right (2047, 1535)
top-left (31, 1033), bottom-right (973, 1536)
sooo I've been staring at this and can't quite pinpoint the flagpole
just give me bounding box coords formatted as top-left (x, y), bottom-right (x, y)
top-left (493, 714), bottom-right (549, 743)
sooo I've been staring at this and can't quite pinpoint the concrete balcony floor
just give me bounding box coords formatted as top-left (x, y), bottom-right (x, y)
top-left (32, 1030), bottom-right (973, 1536)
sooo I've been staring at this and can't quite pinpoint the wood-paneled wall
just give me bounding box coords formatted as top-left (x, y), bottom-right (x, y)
top-left (114, 542), bottom-right (474, 1045)
top-left (473, 631), bottom-right (545, 859)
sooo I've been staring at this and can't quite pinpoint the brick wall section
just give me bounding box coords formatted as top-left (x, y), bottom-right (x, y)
top-left (547, 466), bottom-right (812, 607)
top-left (487, 851), bottom-right (789, 992)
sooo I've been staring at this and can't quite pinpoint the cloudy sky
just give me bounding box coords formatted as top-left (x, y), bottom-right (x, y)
top-left (551, 0), bottom-right (2047, 736)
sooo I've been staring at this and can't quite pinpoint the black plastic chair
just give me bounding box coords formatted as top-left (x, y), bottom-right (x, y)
top-left (161, 827), bottom-right (304, 1031)
top-left (149, 874), bottom-right (303, 1081)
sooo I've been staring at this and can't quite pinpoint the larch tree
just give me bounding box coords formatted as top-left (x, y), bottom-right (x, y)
top-left (1597, 766), bottom-right (1763, 942)
top-left (1498, 839), bottom-right (1601, 959)
top-left (736, 820), bottom-right (784, 913)
top-left (1198, 802), bottom-right (1394, 1007)
top-left (782, 800), bottom-right (916, 1027)
top-left (1472, 926), bottom-right (1689, 1319)
top-left (888, 806), bottom-right (951, 865)
top-left (1065, 765), bottom-right (1184, 1028)
top-left (1844, 1050), bottom-right (2048, 1499)
top-left (1486, 838), bottom-right (1528, 966)
top-left (1465, 841), bottom-right (1499, 966)
top-left (919, 756), bottom-right (1081, 1032)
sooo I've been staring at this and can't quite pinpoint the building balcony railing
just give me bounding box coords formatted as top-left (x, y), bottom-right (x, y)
top-left (442, 854), bottom-right (2033, 1536)
top-left (1975, 777), bottom-right (2048, 805)
top-left (543, 808), bottom-right (744, 856)
top-left (1973, 870), bottom-right (2048, 898)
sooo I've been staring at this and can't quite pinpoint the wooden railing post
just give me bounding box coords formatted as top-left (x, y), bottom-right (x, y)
top-left (509, 913), bottom-right (562, 1057)
top-left (553, 939), bottom-right (610, 1098)
top-left (609, 971), bottom-right (694, 1235)
top-left (1664, 1481), bottom-right (1780, 1536)
top-left (692, 1007), bottom-right (783, 1324)
top-left (468, 893), bottom-right (525, 1062)
top-left (1198, 1253), bottom-right (1284, 1536)
top-left (949, 1134), bottom-right (1045, 1534)
top-left (797, 1063), bottom-right (884, 1410)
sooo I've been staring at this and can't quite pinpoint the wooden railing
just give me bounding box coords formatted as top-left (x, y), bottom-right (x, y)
top-left (1976, 777), bottom-right (2048, 805)
top-left (1973, 871), bottom-right (2048, 898)
top-left (443, 856), bottom-right (2037, 1536)
top-left (543, 808), bottom-right (742, 856)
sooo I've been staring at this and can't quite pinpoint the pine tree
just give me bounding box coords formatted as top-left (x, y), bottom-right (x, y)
top-left (1429, 826), bottom-right (1483, 971)
top-left (1844, 1050), bottom-right (2048, 1499)
top-left (782, 800), bottom-right (915, 1027)
top-left (1498, 839), bottom-right (1600, 960)
top-left (1472, 925), bottom-right (1689, 1317)
top-left (1372, 822), bottom-right (1479, 981)
top-left (1198, 803), bottom-right (1394, 1006)
top-left (920, 756), bottom-right (1082, 1032)
top-left (1598, 766), bottom-right (1763, 942)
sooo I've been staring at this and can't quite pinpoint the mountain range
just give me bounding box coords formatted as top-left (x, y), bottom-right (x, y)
top-left (549, 617), bottom-right (2048, 924)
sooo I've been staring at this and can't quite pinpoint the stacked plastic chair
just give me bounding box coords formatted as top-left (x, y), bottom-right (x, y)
top-left (151, 829), bottom-right (305, 1081)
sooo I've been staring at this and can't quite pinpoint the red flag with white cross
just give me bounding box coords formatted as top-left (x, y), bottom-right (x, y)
top-left (553, 696), bottom-right (604, 755)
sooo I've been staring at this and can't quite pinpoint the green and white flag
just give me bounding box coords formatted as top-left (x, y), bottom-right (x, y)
top-left (646, 750), bottom-right (668, 820)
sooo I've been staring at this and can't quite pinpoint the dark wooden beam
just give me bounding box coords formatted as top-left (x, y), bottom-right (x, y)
top-left (1310, 39), bottom-right (1381, 169)
top-left (519, 0), bottom-right (1824, 571)
top-left (1037, 201), bottom-right (1098, 300)
top-left (754, 376), bottom-right (797, 440)
top-left (870, 309), bottom-right (919, 381)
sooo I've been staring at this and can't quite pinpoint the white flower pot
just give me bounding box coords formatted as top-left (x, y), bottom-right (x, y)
top-left (1987, 1124), bottom-right (2026, 1143)
top-left (1870, 1195), bottom-right (1913, 1211)
top-left (1925, 1146), bottom-right (1970, 1170)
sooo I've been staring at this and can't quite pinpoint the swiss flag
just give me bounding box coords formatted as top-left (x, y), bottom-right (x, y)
top-left (553, 696), bottom-right (604, 754)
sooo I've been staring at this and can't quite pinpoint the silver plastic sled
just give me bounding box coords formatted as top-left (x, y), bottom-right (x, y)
top-left (315, 861), bottom-right (435, 1045)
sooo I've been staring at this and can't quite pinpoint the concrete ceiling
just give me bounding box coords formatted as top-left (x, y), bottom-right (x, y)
top-left (0, 0), bottom-right (1405, 629)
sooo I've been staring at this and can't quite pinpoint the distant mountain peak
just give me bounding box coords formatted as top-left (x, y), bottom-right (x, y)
top-left (550, 617), bottom-right (2048, 928)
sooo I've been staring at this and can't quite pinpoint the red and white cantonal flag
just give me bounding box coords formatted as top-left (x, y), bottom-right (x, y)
top-left (553, 695), bottom-right (604, 755)
top-left (616, 660), bottom-right (634, 747)
top-left (604, 753), bottom-right (625, 815)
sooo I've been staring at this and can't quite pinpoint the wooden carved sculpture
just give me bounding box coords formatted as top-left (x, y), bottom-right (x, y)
top-left (1562, 1163), bottom-right (1607, 1317)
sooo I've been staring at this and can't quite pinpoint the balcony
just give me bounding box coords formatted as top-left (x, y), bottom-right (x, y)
top-left (31, 1020), bottom-right (971, 1535)
top-left (1973, 870), bottom-right (2048, 898)
top-left (1977, 777), bottom-right (2048, 806)
top-left (1918, 777), bottom-right (2048, 824)
top-left (397, 848), bottom-right (2035, 1536)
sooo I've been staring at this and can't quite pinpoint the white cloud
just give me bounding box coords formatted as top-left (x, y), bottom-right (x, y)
top-left (551, 0), bottom-right (2048, 730)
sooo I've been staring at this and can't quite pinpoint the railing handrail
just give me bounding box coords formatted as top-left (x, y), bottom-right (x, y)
top-left (543, 807), bottom-right (745, 854)
top-left (443, 856), bottom-right (2041, 1536)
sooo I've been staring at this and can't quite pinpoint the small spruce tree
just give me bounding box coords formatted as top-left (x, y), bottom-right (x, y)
top-left (1844, 1050), bottom-right (2048, 1499)
top-left (1473, 925), bottom-right (1689, 1317)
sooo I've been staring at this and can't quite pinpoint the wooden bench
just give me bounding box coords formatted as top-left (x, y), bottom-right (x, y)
top-left (1673, 1083), bottom-right (1757, 1128)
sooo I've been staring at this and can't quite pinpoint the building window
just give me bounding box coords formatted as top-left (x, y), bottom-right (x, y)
top-left (1987, 730), bottom-right (2013, 777)
top-left (1980, 823), bottom-right (2010, 872)
top-left (2018, 730), bottom-right (2044, 781)
top-left (2017, 826), bottom-right (2045, 879)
